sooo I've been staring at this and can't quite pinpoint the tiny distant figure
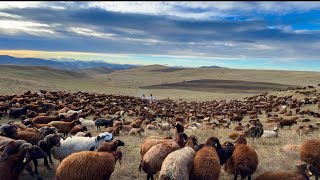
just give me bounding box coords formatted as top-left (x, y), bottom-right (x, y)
top-left (143, 94), bottom-right (145, 99)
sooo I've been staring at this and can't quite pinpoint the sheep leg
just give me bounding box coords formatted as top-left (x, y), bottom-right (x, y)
top-left (26, 164), bottom-right (35, 176)
top-left (48, 152), bottom-right (54, 164)
top-left (33, 159), bottom-right (39, 175)
top-left (233, 170), bottom-right (238, 180)
top-left (247, 174), bottom-right (251, 180)
top-left (44, 157), bottom-right (51, 170)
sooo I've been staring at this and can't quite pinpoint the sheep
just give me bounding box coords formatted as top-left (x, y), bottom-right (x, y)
top-left (174, 122), bottom-right (184, 134)
top-left (0, 145), bottom-right (33, 180)
top-left (140, 132), bottom-right (188, 158)
top-left (129, 127), bottom-right (145, 136)
top-left (97, 139), bottom-right (125, 152)
top-left (279, 119), bottom-right (297, 129)
top-left (106, 125), bottom-right (121, 136)
top-left (38, 134), bottom-right (61, 165)
top-left (191, 137), bottom-right (221, 180)
top-left (158, 122), bottom-right (171, 134)
top-left (300, 139), bottom-right (320, 171)
top-left (51, 132), bottom-right (113, 161)
top-left (32, 115), bottom-right (61, 124)
top-left (15, 127), bottom-right (56, 145)
top-left (68, 125), bottom-right (87, 135)
top-left (0, 124), bottom-right (18, 139)
top-left (95, 117), bottom-right (114, 131)
top-left (48, 120), bottom-right (81, 137)
top-left (139, 137), bottom-right (186, 180)
top-left (159, 135), bottom-right (198, 180)
top-left (217, 141), bottom-right (235, 166)
top-left (261, 127), bottom-right (279, 138)
top-left (79, 117), bottom-right (95, 129)
top-left (66, 109), bottom-right (82, 114)
top-left (55, 150), bottom-right (122, 180)
top-left (9, 106), bottom-right (28, 119)
top-left (229, 131), bottom-right (247, 140)
top-left (225, 136), bottom-right (259, 180)
top-left (246, 122), bottom-right (264, 140)
top-left (120, 125), bottom-right (132, 134)
top-left (74, 132), bottom-right (92, 137)
top-left (254, 162), bottom-right (320, 180)
top-left (280, 144), bottom-right (300, 157)
top-left (146, 124), bottom-right (158, 131)
top-left (58, 112), bottom-right (79, 122)
top-left (0, 139), bottom-right (27, 160)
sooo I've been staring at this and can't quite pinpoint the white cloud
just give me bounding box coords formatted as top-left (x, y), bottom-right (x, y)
top-left (0, 20), bottom-right (56, 36)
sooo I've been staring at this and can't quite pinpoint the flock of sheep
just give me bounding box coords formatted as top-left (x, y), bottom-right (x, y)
top-left (0, 86), bottom-right (319, 180)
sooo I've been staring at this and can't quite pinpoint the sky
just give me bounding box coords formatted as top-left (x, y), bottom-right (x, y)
top-left (0, 1), bottom-right (320, 71)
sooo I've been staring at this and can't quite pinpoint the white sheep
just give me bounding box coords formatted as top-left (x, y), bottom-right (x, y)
top-left (67, 110), bottom-right (83, 114)
top-left (79, 118), bottom-right (95, 129)
top-left (157, 123), bottom-right (171, 134)
top-left (51, 132), bottom-right (113, 161)
top-left (261, 127), bottom-right (279, 138)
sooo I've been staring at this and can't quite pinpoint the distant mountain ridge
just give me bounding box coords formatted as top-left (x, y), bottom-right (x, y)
top-left (0, 55), bottom-right (135, 70)
top-left (200, 65), bottom-right (226, 69)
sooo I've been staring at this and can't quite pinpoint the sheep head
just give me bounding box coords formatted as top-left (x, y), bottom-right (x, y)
top-left (97, 132), bottom-right (113, 142)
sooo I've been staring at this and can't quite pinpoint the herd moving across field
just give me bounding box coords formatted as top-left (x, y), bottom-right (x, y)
top-left (0, 86), bottom-right (320, 180)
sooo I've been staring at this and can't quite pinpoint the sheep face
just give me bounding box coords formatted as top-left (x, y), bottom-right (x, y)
top-left (115, 140), bottom-right (125, 147)
top-left (296, 163), bottom-right (320, 178)
top-left (97, 132), bottom-right (113, 142)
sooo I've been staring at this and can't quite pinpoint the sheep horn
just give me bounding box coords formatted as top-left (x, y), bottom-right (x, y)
top-left (307, 165), bottom-right (313, 176)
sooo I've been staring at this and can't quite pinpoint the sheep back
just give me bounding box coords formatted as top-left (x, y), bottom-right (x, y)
top-left (300, 139), bottom-right (320, 170)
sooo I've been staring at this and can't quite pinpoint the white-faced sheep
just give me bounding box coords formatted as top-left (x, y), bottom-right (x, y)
top-left (159, 135), bottom-right (198, 180)
top-left (254, 162), bottom-right (320, 180)
top-left (55, 150), bottom-right (122, 180)
top-left (139, 133), bottom-right (188, 180)
top-left (51, 132), bottom-right (113, 161)
top-left (300, 139), bottom-right (320, 171)
top-left (191, 137), bottom-right (221, 180)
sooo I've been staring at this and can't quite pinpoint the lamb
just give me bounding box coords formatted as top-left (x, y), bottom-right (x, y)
top-left (261, 127), bottom-right (279, 138)
top-left (51, 132), bottom-right (113, 161)
top-left (129, 127), bottom-right (145, 136)
top-left (225, 136), bottom-right (259, 180)
top-left (97, 139), bottom-right (125, 152)
top-left (159, 135), bottom-right (198, 180)
top-left (279, 119), bottom-right (297, 129)
top-left (48, 120), bottom-right (81, 137)
top-left (254, 162), bottom-right (320, 180)
top-left (95, 117), bottom-right (114, 131)
top-left (55, 150), bottom-right (122, 180)
top-left (191, 137), bottom-right (221, 180)
top-left (78, 117), bottom-right (95, 129)
top-left (139, 135), bottom-right (187, 180)
top-left (68, 125), bottom-right (87, 135)
top-left (9, 106), bottom-right (28, 119)
top-left (300, 139), bottom-right (320, 171)
top-left (158, 122), bottom-right (171, 134)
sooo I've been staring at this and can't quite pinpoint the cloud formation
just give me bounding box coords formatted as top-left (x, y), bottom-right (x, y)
top-left (0, 1), bottom-right (319, 70)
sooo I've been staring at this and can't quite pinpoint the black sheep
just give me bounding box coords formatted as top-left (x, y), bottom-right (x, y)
top-left (9, 106), bottom-right (28, 119)
top-left (95, 117), bottom-right (115, 131)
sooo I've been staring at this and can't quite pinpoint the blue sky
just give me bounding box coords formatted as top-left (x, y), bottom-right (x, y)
top-left (0, 1), bottom-right (320, 71)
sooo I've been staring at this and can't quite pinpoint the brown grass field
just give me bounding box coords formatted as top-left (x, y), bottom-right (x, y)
top-left (0, 64), bottom-right (320, 179)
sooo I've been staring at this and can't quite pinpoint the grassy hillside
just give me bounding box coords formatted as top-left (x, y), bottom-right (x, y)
top-left (1, 64), bottom-right (320, 101)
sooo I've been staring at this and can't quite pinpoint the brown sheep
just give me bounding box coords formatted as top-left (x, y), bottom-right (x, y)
top-left (140, 133), bottom-right (188, 158)
top-left (229, 131), bottom-right (247, 140)
top-left (68, 125), bottom-right (87, 135)
top-left (48, 120), bottom-right (81, 137)
top-left (139, 140), bottom-right (183, 180)
top-left (106, 125), bottom-right (121, 136)
top-left (55, 150), bottom-right (122, 180)
top-left (129, 127), bottom-right (145, 136)
top-left (225, 136), bottom-right (259, 180)
top-left (280, 144), bottom-right (300, 157)
top-left (279, 119), bottom-right (297, 129)
top-left (120, 125), bottom-right (132, 133)
top-left (254, 162), bottom-right (320, 180)
top-left (191, 137), bottom-right (221, 180)
top-left (300, 139), bottom-right (320, 171)
top-left (32, 115), bottom-right (61, 124)
top-left (97, 140), bottom-right (125, 152)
